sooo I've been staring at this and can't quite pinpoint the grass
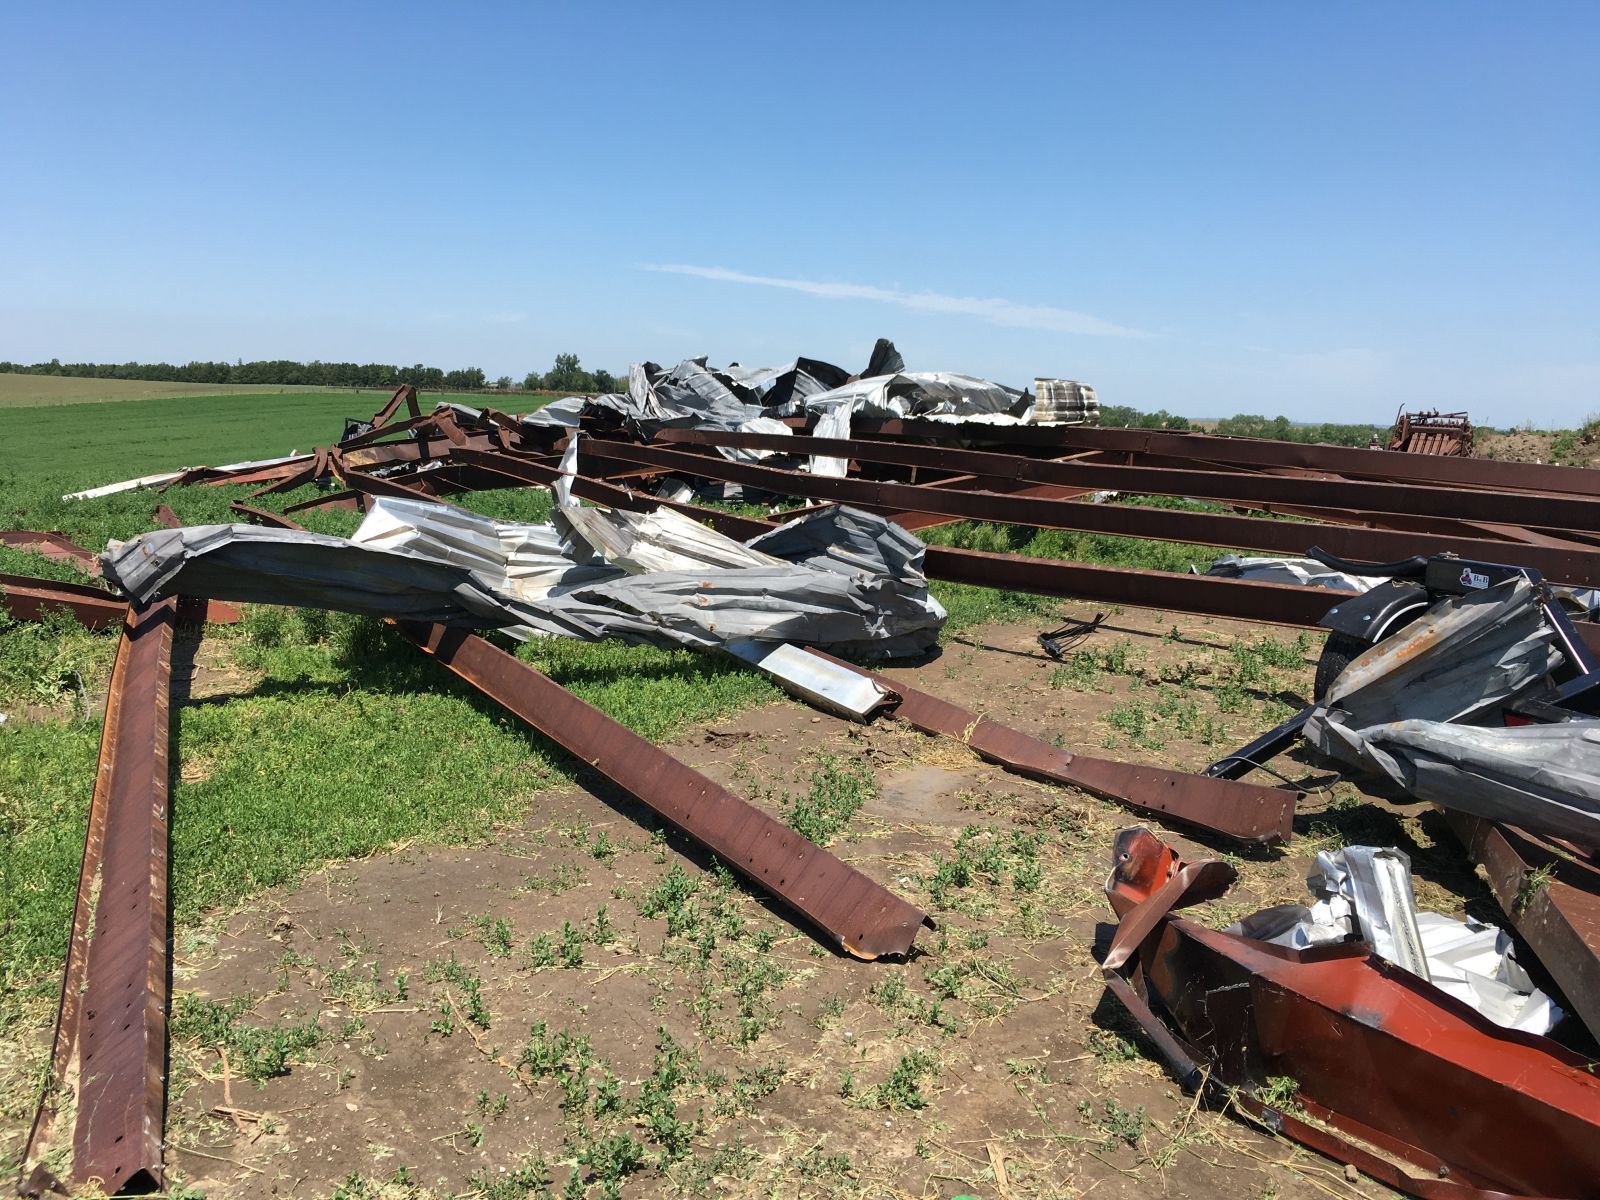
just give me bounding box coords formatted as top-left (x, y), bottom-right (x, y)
top-left (0, 388), bottom-right (561, 493)
top-left (0, 460), bottom-right (1283, 1027)
top-left (0, 372), bottom-right (568, 413)
top-left (0, 372), bottom-right (363, 407)
top-left (0, 391), bottom-right (1286, 1037)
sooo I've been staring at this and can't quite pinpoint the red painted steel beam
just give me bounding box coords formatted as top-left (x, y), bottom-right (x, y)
top-left (440, 448), bottom-right (1600, 654)
top-left (445, 447), bottom-right (1356, 628)
top-left (1103, 828), bottom-right (1600, 1200)
top-left (0, 531), bottom-right (102, 575)
top-left (805, 651), bottom-right (1295, 844)
top-left (1, 572), bottom-right (128, 629)
top-left (1448, 815), bottom-right (1600, 1046)
top-left (392, 622), bottom-right (933, 959)
top-left (574, 440), bottom-right (1600, 585)
top-left (22, 601), bottom-right (177, 1196)
top-left (848, 418), bottom-right (1600, 499)
top-left (652, 427), bottom-right (1600, 532)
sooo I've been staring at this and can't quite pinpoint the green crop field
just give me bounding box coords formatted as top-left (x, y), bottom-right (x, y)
top-left (0, 372), bottom-right (375, 408)
top-left (0, 388), bottom-right (563, 492)
top-left (5, 391), bottom-right (357, 490)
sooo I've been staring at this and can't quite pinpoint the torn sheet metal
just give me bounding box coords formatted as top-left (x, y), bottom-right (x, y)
top-left (1301, 579), bottom-right (1598, 846)
top-left (804, 650), bottom-right (1295, 844)
top-left (393, 621), bottom-right (932, 958)
top-left (722, 641), bottom-right (896, 719)
top-left (22, 601), bottom-right (176, 1196)
top-left (1204, 554), bottom-right (1385, 592)
top-left (521, 343), bottom-right (897, 439)
top-left (104, 523), bottom-right (533, 627)
top-left (1307, 578), bottom-right (1560, 730)
top-left (1227, 846), bottom-right (1562, 1033)
top-left (1103, 827), bottom-right (1600, 1200)
top-left (1322, 719), bottom-right (1600, 850)
top-left (808, 372), bottom-right (1034, 476)
top-left (104, 496), bottom-right (945, 657)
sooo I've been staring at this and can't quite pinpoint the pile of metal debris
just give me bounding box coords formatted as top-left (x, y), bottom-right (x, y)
top-left (6, 340), bottom-right (1600, 1196)
top-left (1390, 407), bottom-right (1474, 457)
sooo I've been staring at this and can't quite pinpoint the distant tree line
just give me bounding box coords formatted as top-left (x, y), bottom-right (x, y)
top-left (523, 353), bottom-right (620, 395)
top-left (1099, 403), bottom-right (1384, 447)
top-left (0, 353), bottom-right (625, 394)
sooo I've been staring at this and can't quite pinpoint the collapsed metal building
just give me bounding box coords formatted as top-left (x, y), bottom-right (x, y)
top-left (6, 344), bottom-right (1600, 1197)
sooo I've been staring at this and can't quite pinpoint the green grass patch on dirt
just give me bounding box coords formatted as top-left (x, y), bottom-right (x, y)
top-left (0, 396), bottom-right (1261, 1028)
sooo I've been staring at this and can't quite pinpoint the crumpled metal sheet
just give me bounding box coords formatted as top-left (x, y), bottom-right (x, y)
top-left (1227, 845), bottom-right (1562, 1033)
top-left (102, 523), bottom-right (529, 627)
top-left (806, 371), bottom-right (1034, 476)
top-left (103, 497), bottom-right (946, 658)
top-left (1310, 578), bottom-right (1560, 729)
top-left (518, 341), bottom-right (1040, 479)
top-left (1323, 719), bottom-right (1600, 851)
top-left (1300, 578), bottom-right (1594, 845)
top-left (1205, 553), bottom-right (1383, 592)
top-left (521, 346), bottom-right (871, 437)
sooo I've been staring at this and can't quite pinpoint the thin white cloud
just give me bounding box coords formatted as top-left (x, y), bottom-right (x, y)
top-left (640, 263), bottom-right (1147, 338)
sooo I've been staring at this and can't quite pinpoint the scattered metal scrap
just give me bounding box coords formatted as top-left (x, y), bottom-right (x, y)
top-left (1391, 407), bottom-right (1474, 457)
top-left (1450, 813), bottom-right (1600, 1047)
top-left (394, 621), bottom-right (933, 958)
top-left (806, 649), bottom-right (1295, 845)
top-left (1103, 827), bottom-right (1600, 1200)
top-left (24, 343), bottom-right (1600, 1196)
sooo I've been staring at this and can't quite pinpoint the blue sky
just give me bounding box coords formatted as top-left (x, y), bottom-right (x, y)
top-left (4, 2), bottom-right (1596, 424)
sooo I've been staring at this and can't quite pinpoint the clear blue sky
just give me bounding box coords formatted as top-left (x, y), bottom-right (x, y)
top-left (4, 2), bottom-right (1596, 424)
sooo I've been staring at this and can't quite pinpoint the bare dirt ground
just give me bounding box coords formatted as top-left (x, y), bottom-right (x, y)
top-left (1478, 430), bottom-right (1557, 464)
top-left (4, 603), bottom-right (1501, 1200)
top-left (1479, 427), bottom-right (1600, 469)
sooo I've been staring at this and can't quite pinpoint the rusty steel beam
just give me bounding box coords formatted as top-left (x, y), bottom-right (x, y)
top-left (437, 448), bottom-right (1600, 652)
top-left (653, 427), bottom-right (1600, 532)
top-left (849, 418), bottom-right (1600, 499)
top-left (575, 440), bottom-right (1600, 586)
top-left (1103, 827), bottom-right (1600, 1200)
top-left (22, 601), bottom-right (177, 1197)
top-left (0, 531), bottom-right (102, 575)
top-left (392, 622), bottom-right (932, 958)
top-left (228, 501), bottom-right (307, 528)
top-left (921, 544), bottom-right (1349, 629)
top-left (367, 383), bottom-right (421, 429)
top-left (1448, 814), bottom-right (1600, 1045)
top-left (2, 572), bottom-right (129, 629)
top-left (282, 489), bottom-right (364, 514)
top-left (447, 447), bottom-right (1358, 629)
top-left (189, 458), bottom-right (314, 488)
top-left (806, 651), bottom-right (1294, 844)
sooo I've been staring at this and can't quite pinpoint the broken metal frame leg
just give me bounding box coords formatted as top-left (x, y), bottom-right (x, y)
top-left (1201, 706), bottom-right (1314, 780)
top-left (804, 650), bottom-right (1296, 845)
top-left (22, 600), bottom-right (177, 1197)
top-left (391, 621), bottom-right (933, 959)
